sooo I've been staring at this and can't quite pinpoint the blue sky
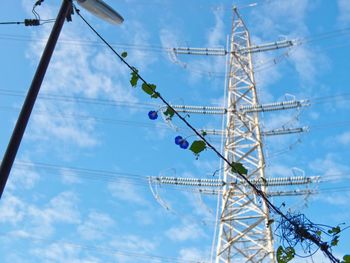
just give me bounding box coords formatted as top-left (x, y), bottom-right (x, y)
top-left (0, 0), bottom-right (350, 262)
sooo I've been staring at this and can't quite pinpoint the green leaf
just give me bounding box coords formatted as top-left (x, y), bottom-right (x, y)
top-left (342, 255), bottom-right (350, 263)
top-left (328, 226), bottom-right (341, 235)
top-left (141, 83), bottom-right (158, 98)
top-left (163, 106), bottom-right (175, 120)
top-left (189, 140), bottom-right (206, 156)
top-left (201, 131), bottom-right (207, 137)
top-left (276, 246), bottom-right (295, 263)
top-left (142, 83), bottom-right (155, 95)
top-left (151, 91), bottom-right (159, 99)
top-left (276, 247), bottom-right (283, 263)
top-left (316, 230), bottom-right (322, 237)
top-left (130, 68), bottom-right (139, 87)
top-left (121, 51), bottom-right (128, 58)
top-left (230, 162), bottom-right (248, 175)
top-left (331, 235), bottom-right (339, 247)
top-left (333, 226), bottom-right (341, 235)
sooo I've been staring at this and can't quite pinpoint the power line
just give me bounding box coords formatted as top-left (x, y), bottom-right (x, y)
top-left (73, 6), bottom-right (342, 261)
top-left (0, 88), bottom-right (159, 110)
top-left (0, 33), bottom-right (169, 53)
top-left (13, 161), bottom-right (350, 196)
top-left (318, 186), bottom-right (350, 193)
top-left (0, 105), bottom-right (172, 130)
top-left (0, 19), bottom-right (56, 26)
top-left (12, 161), bottom-right (220, 195)
top-left (0, 21), bottom-right (349, 51)
top-left (2, 87), bottom-right (350, 115)
top-left (0, 107), bottom-right (349, 143)
top-left (2, 93), bottom-right (350, 133)
top-left (0, 231), bottom-right (207, 263)
top-left (0, 4), bottom-right (344, 262)
top-left (0, 23), bottom-right (348, 80)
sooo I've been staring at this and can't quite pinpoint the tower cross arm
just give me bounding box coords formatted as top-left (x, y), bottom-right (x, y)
top-left (236, 39), bottom-right (295, 54)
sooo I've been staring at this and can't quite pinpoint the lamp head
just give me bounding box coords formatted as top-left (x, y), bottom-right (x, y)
top-left (76, 0), bottom-right (124, 24)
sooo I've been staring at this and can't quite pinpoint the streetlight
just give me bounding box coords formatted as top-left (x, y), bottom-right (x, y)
top-left (76, 0), bottom-right (124, 24)
top-left (0, 0), bottom-right (123, 198)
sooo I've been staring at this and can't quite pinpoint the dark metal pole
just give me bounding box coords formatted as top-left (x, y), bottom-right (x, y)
top-left (0, 0), bottom-right (72, 198)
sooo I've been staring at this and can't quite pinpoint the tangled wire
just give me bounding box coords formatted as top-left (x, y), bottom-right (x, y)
top-left (277, 212), bottom-right (343, 262)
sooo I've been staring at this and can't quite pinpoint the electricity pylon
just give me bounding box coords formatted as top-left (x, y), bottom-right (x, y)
top-left (215, 8), bottom-right (278, 262)
top-left (151, 7), bottom-right (314, 263)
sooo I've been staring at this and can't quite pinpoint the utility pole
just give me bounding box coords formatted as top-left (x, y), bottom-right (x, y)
top-left (0, 0), bottom-right (123, 199)
top-left (150, 6), bottom-right (314, 263)
top-left (0, 0), bottom-right (73, 198)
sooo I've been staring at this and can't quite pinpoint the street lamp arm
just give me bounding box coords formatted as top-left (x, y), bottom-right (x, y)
top-left (76, 0), bottom-right (124, 24)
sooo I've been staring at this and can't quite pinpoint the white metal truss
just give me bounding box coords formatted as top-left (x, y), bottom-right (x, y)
top-left (215, 8), bottom-right (274, 263)
top-left (160, 6), bottom-right (312, 263)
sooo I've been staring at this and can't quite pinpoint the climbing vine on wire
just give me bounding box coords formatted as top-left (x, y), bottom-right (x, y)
top-left (275, 212), bottom-right (350, 263)
top-left (123, 51), bottom-right (208, 157)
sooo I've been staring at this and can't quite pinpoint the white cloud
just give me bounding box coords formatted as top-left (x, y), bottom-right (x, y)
top-left (133, 210), bottom-right (154, 226)
top-left (108, 179), bottom-right (149, 206)
top-left (289, 45), bottom-right (330, 84)
top-left (120, 20), bottom-right (158, 70)
top-left (254, 51), bottom-right (282, 100)
top-left (160, 28), bottom-right (180, 49)
top-left (109, 235), bottom-right (158, 262)
top-left (294, 249), bottom-right (329, 263)
top-left (61, 169), bottom-right (82, 185)
top-left (166, 221), bottom-right (205, 242)
top-left (251, 0), bottom-right (310, 36)
top-left (27, 191), bottom-right (81, 237)
top-left (308, 111), bottom-right (320, 120)
top-left (0, 191), bottom-right (81, 238)
top-left (308, 153), bottom-right (350, 188)
top-left (180, 185), bottom-right (216, 222)
top-left (264, 104), bottom-right (302, 125)
top-left (250, 0), bottom-right (330, 86)
top-left (188, 8), bottom-right (226, 84)
top-left (77, 211), bottom-right (115, 241)
top-left (31, 103), bottom-right (99, 148)
top-left (178, 247), bottom-right (208, 262)
top-left (316, 191), bottom-right (350, 205)
top-left (207, 6), bottom-right (225, 47)
top-left (8, 160), bottom-right (40, 191)
top-left (20, 1), bottom-right (141, 152)
top-left (335, 131), bottom-right (350, 145)
top-left (110, 234), bottom-right (156, 252)
top-left (261, 110), bottom-right (302, 153)
top-left (193, 159), bottom-right (220, 176)
top-left (0, 194), bottom-right (25, 225)
top-left (338, 0), bottom-right (350, 25)
top-left (265, 163), bottom-right (292, 178)
top-left (159, 7), bottom-right (226, 84)
top-left (31, 242), bottom-right (101, 263)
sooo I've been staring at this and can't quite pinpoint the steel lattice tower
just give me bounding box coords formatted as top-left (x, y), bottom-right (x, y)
top-left (215, 8), bottom-right (274, 262)
top-left (150, 6), bottom-right (315, 263)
